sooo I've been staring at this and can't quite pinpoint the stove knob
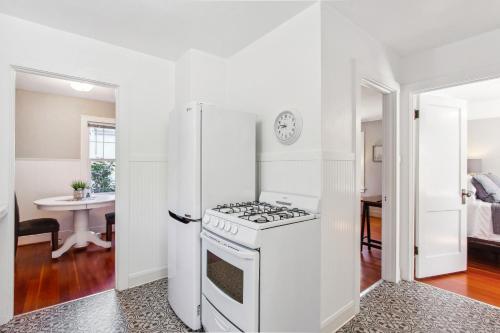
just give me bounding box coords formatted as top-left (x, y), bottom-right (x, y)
top-left (230, 225), bottom-right (238, 234)
top-left (212, 218), bottom-right (219, 227)
top-left (224, 223), bottom-right (231, 232)
top-left (203, 215), bottom-right (210, 224)
top-left (219, 220), bottom-right (225, 229)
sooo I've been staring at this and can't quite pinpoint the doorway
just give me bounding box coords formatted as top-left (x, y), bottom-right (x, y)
top-left (14, 70), bottom-right (117, 314)
top-left (359, 84), bottom-right (385, 292)
top-left (414, 78), bottom-right (500, 307)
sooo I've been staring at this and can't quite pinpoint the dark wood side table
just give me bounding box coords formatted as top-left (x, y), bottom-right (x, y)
top-left (361, 195), bottom-right (382, 250)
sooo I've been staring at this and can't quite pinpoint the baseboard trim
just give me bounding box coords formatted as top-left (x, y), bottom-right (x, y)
top-left (0, 312), bottom-right (11, 326)
top-left (128, 267), bottom-right (168, 288)
top-left (360, 279), bottom-right (383, 297)
top-left (321, 301), bottom-right (356, 333)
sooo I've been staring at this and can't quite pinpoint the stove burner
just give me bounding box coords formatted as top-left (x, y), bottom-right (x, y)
top-left (213, 201), bottom-right (309, 223)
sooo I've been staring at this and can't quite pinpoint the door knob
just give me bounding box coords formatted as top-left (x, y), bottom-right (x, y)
top-left (461, 189), bottom-right (472, 204)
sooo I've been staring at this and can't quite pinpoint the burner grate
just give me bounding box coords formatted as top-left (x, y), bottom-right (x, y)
top-left (213, 201), bottom-right (310, 223)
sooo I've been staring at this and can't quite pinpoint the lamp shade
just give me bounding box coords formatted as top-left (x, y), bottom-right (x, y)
top-left (467, 159), bottom-right (482, 174)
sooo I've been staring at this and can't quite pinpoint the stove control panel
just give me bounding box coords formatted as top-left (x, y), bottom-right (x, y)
top-left (202, 211), bottom-right (259, 249)
top-left (203, 215), bottom-right (238, 234)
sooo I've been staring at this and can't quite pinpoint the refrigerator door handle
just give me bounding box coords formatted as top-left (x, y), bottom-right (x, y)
top-left (169, 210), bottom-right (197, 224)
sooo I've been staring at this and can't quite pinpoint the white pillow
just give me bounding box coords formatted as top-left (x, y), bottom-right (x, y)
top-left (474, 174), bottom-right (500, 202)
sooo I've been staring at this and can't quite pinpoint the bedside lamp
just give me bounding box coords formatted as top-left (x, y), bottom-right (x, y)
top-left (467, 159), bottom-right (482, 175)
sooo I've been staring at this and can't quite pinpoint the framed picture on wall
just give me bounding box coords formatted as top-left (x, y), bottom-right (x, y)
top-left (373, 145), bottom-right (383, 162)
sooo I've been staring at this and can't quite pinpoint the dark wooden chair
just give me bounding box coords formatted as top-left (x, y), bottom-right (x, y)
top-left (15, 194), bottom-right (60, 255)
top-left (361, 195), bottom-right (382, 251)
top-left (105, 212), bottom-right (115, 241)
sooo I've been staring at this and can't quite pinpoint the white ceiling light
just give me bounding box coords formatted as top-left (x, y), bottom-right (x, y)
top-left (70, 81), bottom-right (94, 92)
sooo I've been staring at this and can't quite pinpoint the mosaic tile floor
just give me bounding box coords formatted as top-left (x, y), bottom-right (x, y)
top-left (1, 278), bottom-right (498, 332)
top-left (339, 280), bottom-right (500, 333)
top-left (0, 278), bottom-right (191, 333)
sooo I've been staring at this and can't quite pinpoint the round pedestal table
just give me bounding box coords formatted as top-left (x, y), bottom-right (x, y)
top-left (33, 194), bottom-right (115, 258)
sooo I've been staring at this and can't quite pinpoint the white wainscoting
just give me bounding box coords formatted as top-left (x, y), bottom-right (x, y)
top-left (128, 161), bottom-right (168, 287)
top-left (15, 159), bottom-right (114, 245)
top-left (320, 158), bottom-right (357, 332)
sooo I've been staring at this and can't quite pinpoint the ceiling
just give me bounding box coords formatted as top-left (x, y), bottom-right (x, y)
top-left (0, 0), bottom-right (312, 61)
top-left (16, 72), bottom-right (115, 102)
top-left (329, 0), bottom-right (500, 56)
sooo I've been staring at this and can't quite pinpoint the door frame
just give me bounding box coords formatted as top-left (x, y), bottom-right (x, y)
top-left (4, 65), bottom-right (127, 320)
top-left (401, 67), bottom-right (500, 281)
top-left (354, 71), bottom-right (400, 296)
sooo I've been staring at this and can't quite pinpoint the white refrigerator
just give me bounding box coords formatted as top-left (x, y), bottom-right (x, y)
top-left (167, 101), bottom-right (256, 330)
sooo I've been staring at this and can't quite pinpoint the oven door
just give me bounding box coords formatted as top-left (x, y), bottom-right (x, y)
top-left (201, 230), bottom-right (259, 332)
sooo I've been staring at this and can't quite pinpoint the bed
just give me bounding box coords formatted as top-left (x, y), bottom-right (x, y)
top-left (467, 177), bottom-right (500, 256)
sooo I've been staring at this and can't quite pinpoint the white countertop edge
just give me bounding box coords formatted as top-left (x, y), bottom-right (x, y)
top-left (0, 204), bottom-right (7, 220)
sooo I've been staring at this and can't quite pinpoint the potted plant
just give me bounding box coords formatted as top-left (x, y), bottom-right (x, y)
top-left (71, 180), bottom-right (88, 200)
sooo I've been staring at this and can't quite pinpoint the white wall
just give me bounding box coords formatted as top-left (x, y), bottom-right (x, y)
top-left (15, 89), bottom-right (115, 159)
top-left (360, 86), bottom-right (383, 122)
top-left (0, 13), bottom-right (175, 323)
top-left (468, 99), bottom-right (500, 120)
top-left (175, 49), bottom-right (227, 109)
top-left (320, 3), bottom-right (400, 331)
top-left (226, 3), bottom-right (322, 198)
top-left (399, 28), bottom-right (500, 85)
top-left (399, 27), bottom-right (500, 281)
top-left (468, 117), bottom-right (500, 176)
top-left (362, 121), bottom-right (383, 197)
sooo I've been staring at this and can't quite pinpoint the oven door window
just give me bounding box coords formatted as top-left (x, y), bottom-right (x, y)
top-left (207, 250), bottom-right (244, 303)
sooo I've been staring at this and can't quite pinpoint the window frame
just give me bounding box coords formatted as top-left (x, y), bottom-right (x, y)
top-left (80, 115), bottom-right (116, 194)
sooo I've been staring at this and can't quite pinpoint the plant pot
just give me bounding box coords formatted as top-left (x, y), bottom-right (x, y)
top-left (73, 189), bottom-right (84, 201)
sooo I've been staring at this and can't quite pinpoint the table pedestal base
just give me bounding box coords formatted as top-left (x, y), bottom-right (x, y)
top-left (52, 209), bottom-right (112, 259)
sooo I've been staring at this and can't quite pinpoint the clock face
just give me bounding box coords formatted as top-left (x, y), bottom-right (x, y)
top-left (274, 110), bottom-right (302, 145)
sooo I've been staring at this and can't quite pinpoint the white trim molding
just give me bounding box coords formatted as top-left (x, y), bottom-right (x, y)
top-left (0, 204), bottom-right (7, 220)
top-left (321, 301), bottom-right (356, 333)
top-left (357, 74), bottom-right (401, 286)
top-left (129, 267), bottom-right (168, 288)
top-left (257, 150), bottom-right (322, 161)
top-left (322, 151), bottom-right (355, 161)
top-left (257, 150), bottom-right (356, 162)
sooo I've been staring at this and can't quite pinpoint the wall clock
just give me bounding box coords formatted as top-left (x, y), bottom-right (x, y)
top-left (274, 110), bottom-right (302, 145)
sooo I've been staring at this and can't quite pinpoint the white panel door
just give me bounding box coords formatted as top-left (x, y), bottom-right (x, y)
top-left (416, 94), bottom-right (467, 278)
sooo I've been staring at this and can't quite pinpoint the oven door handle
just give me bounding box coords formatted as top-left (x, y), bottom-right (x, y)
top-left (201, 232), bottom-right (256, 260)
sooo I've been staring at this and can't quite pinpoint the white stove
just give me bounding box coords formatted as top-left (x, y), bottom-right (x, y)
top-left (201, 191), bottom-right (320, 332)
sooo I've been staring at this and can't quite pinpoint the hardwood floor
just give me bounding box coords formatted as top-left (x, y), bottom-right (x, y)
top-left (418, 251), bottom-right (500, 307)
top-left (363, 215), bottom-right (500, 306)
top-left (15, 234), bottom-right (115, 315)
top-left (361, 216), bottom-right (381, 291)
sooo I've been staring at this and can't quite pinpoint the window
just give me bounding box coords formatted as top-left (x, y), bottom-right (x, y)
top-left (88, 123), bottom-right (116, 193)
top-left (206, 250), bottom-right (244, 303)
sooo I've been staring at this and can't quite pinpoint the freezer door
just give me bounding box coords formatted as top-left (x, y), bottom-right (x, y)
top-left (168, 102), bottom-right (202, 220)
